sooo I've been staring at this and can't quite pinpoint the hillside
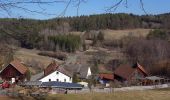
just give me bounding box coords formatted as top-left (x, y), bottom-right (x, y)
top-left (102, 29), bottom-right (151, 40)
top-left (14, 48), bottom-right (63, 74)
top-left (1, 13), bottom-right (170, 77)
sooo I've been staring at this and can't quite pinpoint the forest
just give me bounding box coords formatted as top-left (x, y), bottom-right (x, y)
top-left (0, 13), bottom-right (170, 51)
top-left (1, 13), bottom-right (170, 77)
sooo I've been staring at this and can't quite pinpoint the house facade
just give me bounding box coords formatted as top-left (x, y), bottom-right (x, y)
top-left (39, 61), bottom-right (72, 83)
top-left (39, 70), bottom-right (72, 83)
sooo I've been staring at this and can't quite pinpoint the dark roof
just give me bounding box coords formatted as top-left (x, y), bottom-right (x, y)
top-left (63, 64), bottom-right (89, 79)
top-left (99, 73), bottom-right (114, 80)
top-left (40, 81), bottom-right (83, 89)
top-left (114, 63), bottom-right (147, 80)
top-left (57, 66), bottom-right (72, 77)
top-left (30, 72), bottom-right (44, 81)
top-left (21, 81), bottom-right (42, 86)
top-left (114, 64), bottom-right (135, 80)
top-left (1, 60), bottom-right (28, 75)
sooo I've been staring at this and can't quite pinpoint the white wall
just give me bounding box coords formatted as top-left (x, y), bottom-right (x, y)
top-left (39, 70), bottom-right (72, 83)
top-left (86, 67), bottom-right (92, 78)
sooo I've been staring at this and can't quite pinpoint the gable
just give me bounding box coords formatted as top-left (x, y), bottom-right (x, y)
top-left (44, 61), bottom-right (59, 76)
top-left (129, 69), bottom-right (146, 80)
top-left (39, 70), bottom-right (72, 82)
top-left (0, 64), bottom-right (22, 77)
top-left (114, 63), bottom-right (147, 81)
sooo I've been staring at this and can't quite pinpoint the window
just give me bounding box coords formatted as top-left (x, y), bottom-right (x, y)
top-left (56, 72), bottom-right (59, 74)
top-left (64, 79), bottom-right (66, 82)
top-left (49, 79), bottom-right (51, 82)
top-left (56, 79), bottom-right (59, 82)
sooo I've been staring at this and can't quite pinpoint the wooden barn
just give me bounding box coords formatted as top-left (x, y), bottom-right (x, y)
top-left (114, 62), bottom-right (148, 85)
top-left (0, 60), bottom-right (28, 83)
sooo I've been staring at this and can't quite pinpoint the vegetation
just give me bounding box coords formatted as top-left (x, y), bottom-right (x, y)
top-left (48, 34), bottom-right (81, 52)
top-left (1, 13), bottom-right (170, 52)
top-left (38, 51), bottom-right (67, 60)
top-left (43, 90), bottom-right (170, 100)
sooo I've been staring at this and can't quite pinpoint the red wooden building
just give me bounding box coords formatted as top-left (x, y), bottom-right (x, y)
top-left (0, 60), bottom-right (28, 82)
top-left (114, 62), bottom-right (148, 85)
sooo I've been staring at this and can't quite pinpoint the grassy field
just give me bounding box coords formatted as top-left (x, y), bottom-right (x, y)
top-left (102, 29), bottom-right (151, 40)
top-left (70, 29), bottom-right (151, 40)
top-left (43, 90), bottom-right (170, 100)
top-left (14, 48), bottom-right (64, 74)
top-left (1, 89), bottom-right (170, 100)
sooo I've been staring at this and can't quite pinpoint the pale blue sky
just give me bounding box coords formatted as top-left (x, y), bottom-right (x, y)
top-left (1, 0), bottom-right (170, 19)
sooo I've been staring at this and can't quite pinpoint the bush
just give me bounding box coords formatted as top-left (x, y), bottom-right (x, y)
top-left (147, 29), bottom-right (168, 40)
top-left (38, 51), bottom-right (67, 60)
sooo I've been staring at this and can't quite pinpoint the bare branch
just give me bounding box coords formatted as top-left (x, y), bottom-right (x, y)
top-left (140, 0), bottom-right (147, 15)
top-left (106, 0), bottom-right (147, 14)
top-left (105, 0), bottom-right (123, 12)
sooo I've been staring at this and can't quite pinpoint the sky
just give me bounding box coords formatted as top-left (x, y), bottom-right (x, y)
top-left (1, 0), bottom-right (170, 19)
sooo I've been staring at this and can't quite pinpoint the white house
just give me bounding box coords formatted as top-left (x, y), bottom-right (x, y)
top-left (39, 61), bottom-right (72, 83)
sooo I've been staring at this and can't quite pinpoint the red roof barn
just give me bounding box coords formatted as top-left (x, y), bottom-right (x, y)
top-left (0, 60), bottom-right (28, 82)
top-left (114, 62), bottom-right (148, 84)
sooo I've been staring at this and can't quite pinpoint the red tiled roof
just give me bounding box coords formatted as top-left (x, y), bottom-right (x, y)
top-left (114, 64), bottom-right (135, 80)
top-left (42, 61), bottom-right (72, 79)
top-left (10, 60), bottom-right (28, 74)
top-left (44, 61), bottom-right (59, 76)
top-left (114, 63), bottom-right (147, 80)
top-left (99, 73), bottom-right (114, 80)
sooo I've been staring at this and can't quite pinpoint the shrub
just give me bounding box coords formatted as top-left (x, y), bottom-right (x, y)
top-left (38, 51), bottom-right (67, 60)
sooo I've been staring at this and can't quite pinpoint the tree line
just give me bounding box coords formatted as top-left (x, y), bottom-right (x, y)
top-left (1, 13), bottom-right (170, 52)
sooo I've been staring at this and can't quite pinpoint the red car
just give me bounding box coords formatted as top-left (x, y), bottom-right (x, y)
top-left (0, 81), bottom-right (10, 89)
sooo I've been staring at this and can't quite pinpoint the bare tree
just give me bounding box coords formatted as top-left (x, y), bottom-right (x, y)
top-left (106, 0), bottom-right (147, 14)
top-left (0, 0), bottom-right (88, 17)
top-left (0, 0), bottom-right (147, 17)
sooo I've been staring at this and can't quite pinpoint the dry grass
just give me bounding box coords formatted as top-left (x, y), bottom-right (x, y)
top-left (45, 90), bottom-right (170, 100)
top-left (102, 29), bottom-right (151, 40)
top-left (14, 48), bottom-right (63, 73)
top-left (1, 89), bottom-right (170, 100)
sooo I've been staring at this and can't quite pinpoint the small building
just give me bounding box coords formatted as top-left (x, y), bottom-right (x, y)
top-left (98, 73), bottom-right (114, 84)
top-left (0, 60), bottom-right (28, 83)
top-left (140, 76), bottom-right (166, 85)
top-left (114, 62), bottom-right (148, 85)
top-left (39, 61), bottom-right (72, 83)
